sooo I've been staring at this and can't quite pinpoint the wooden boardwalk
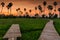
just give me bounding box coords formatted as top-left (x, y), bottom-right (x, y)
top-left (38, 20), bottom-right (60, 40)
top-left (3, 24), bottom-right (21, 40)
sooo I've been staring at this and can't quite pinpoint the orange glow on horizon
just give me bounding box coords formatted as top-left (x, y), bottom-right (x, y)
top-left (0, 0), bottom-right (60, 16)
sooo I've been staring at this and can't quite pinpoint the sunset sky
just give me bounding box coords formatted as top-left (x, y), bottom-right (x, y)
top-left (0, 0), bottom-right (60, 16)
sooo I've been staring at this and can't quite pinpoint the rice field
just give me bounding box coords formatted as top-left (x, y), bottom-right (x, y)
top-left (0, 18), bottom-right (48, 40)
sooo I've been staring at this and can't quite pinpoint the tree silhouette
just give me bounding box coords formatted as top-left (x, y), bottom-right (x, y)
top-left (18, 8), bottom-right (20, 10)
top-left (1, 2), bottom-right (5, 13)
top-left (58, 8), bottom-right (60, 18)
top-left (7, 2), bottom-right (13, 15)
top-left (35, 7), bottom-right (37, 14)
top-left (16, 9), bottom-right (18, 13)
top-left (35, 13), bottom-right (39, 18)
top-left (53, 14), bottom-right (58, 18)
top-left (48, 13), bottom-right (53, 18)
top-left (25, 12), bottom-right (29, 17)
top-left (38, 5), bottom-right (42, 13)
top-left (47, 5), bottom-right (53, 13)
top-left (6, 5), bottom-right (9, 14)
top-left (29, 9), bottom-right (32, 17)
top-left (35, 7), bottom-right (37, 10)
top-left (24, 8), bottom-right (27, 16)
top-left (43, 1), bottom-right (47, 14)
top-left (29, 9), bottom-right (32, 13)
top-left (42, 14), bottom-right (45, 18)
top-left (47, 5), bottom-right (53, 18)
top-left (53, 1), bottom-right (57, 12)
top-left (24, 8), bottom-right (26, 11)
top-left (19, 11), bottom-right (23, 15)
top-left (16, 8), bottom-right (20, 16)
top-left (16, 8), bottom-right (20, 12)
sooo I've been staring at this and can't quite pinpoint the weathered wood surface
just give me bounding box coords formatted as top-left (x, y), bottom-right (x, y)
top-left (3, 24), bottom-right (21, 39)
top-left (38, 20), bottom-right (60, 40)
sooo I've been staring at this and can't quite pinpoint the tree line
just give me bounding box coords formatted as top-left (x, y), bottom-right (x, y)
top-left (0, 1), bottom-right (60, 18)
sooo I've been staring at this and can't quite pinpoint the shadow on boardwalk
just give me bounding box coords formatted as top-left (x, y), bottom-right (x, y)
top-left (38, 20), bottom-right (60, 40)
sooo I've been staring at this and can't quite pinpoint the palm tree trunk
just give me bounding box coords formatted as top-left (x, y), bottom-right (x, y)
top-left (55, 6), bottom-right (56, 10)
top-left (24, 11), bottom-right (26, 16)
top-left (39, 11), bottom-right (40, 17)
top-left (17, 11), bottom-right (18, 15)
top-left (44, 6), bottom-right (45, 14)
top-left (55, 6), bottom-right (56, 14)
top-left (18, 11), bottom-right (20, 16)
top-left (35, 10), bottom-right (36, 14)
top-left (8, 9), bottom-right (9, 15)
top-left (1, 7), bottom-right (3, 14)
top-left (10, 8), bottom-right (11, 15)
top-left (40, 10), bottom-right (42, 17)
top-left (49, 10), bottom-right (51, 13)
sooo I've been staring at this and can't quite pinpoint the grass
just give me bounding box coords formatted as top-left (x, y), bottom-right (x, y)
top-left (0, 18), bottom-right (48, 40)
top-left (53, 19), bottom-right (60, 35)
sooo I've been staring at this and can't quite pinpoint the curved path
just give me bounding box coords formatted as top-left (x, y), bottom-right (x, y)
top-left (38, 20), bottom-right (60, 40)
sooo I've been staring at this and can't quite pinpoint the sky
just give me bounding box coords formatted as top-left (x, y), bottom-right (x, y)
top-left (0, 0), bottom-right (60, 16)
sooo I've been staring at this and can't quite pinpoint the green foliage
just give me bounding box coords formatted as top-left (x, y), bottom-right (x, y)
top-left (53, 19), bottom-right (60, 35)
top-left (21, 31), bottom-right (41, 40)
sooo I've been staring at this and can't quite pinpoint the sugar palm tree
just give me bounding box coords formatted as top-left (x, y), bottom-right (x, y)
top-left (16, 8), bottom-right (20, 16)
top-left (58, 8), bottom-right (60, 18)
top-left (35, 7), bottom-right (37, 10)
top-left (53, 1), bottom-right (57, 12)
top-left (25, 12), bottom-right (29, 17)
top-left (42, 14), bottom-right (45, 18)
top-left (19, 11), bottom-right (23, 15)
top-left (47, 5), bottom-right (53, 18)
top-left (16, 9), bottom-right (18, 13)
top-left (24, 8), bottom-right (26, 11)
top-left (38, 5), bottom-right (42, 13)
top-left (38, 5), bottom-right (42, 17)
top-left (35, 7), bottom-right (37, 13)
top-left (35, 13), bottom-right (39, 18)
top-left (1, 2), bottom-right (5, 13)
top-left (7, 2), bottom-right (13, 15)
top-left (29, 9), bottom-right (32, 13)
top-left (43, 1), bottom-right (47, 14)
top-left (24, 8), bottom-right (27, 16)
top-left (29, 9), bottom-right (32, 16)
top-left (18, 8), bottom-right (20, 10)
top-left (47, 5), bottom-right (53, 13)
top-left (6, 5), bottom-right (9, 14)
top-left (16, 8), bottom-right (20, 13)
